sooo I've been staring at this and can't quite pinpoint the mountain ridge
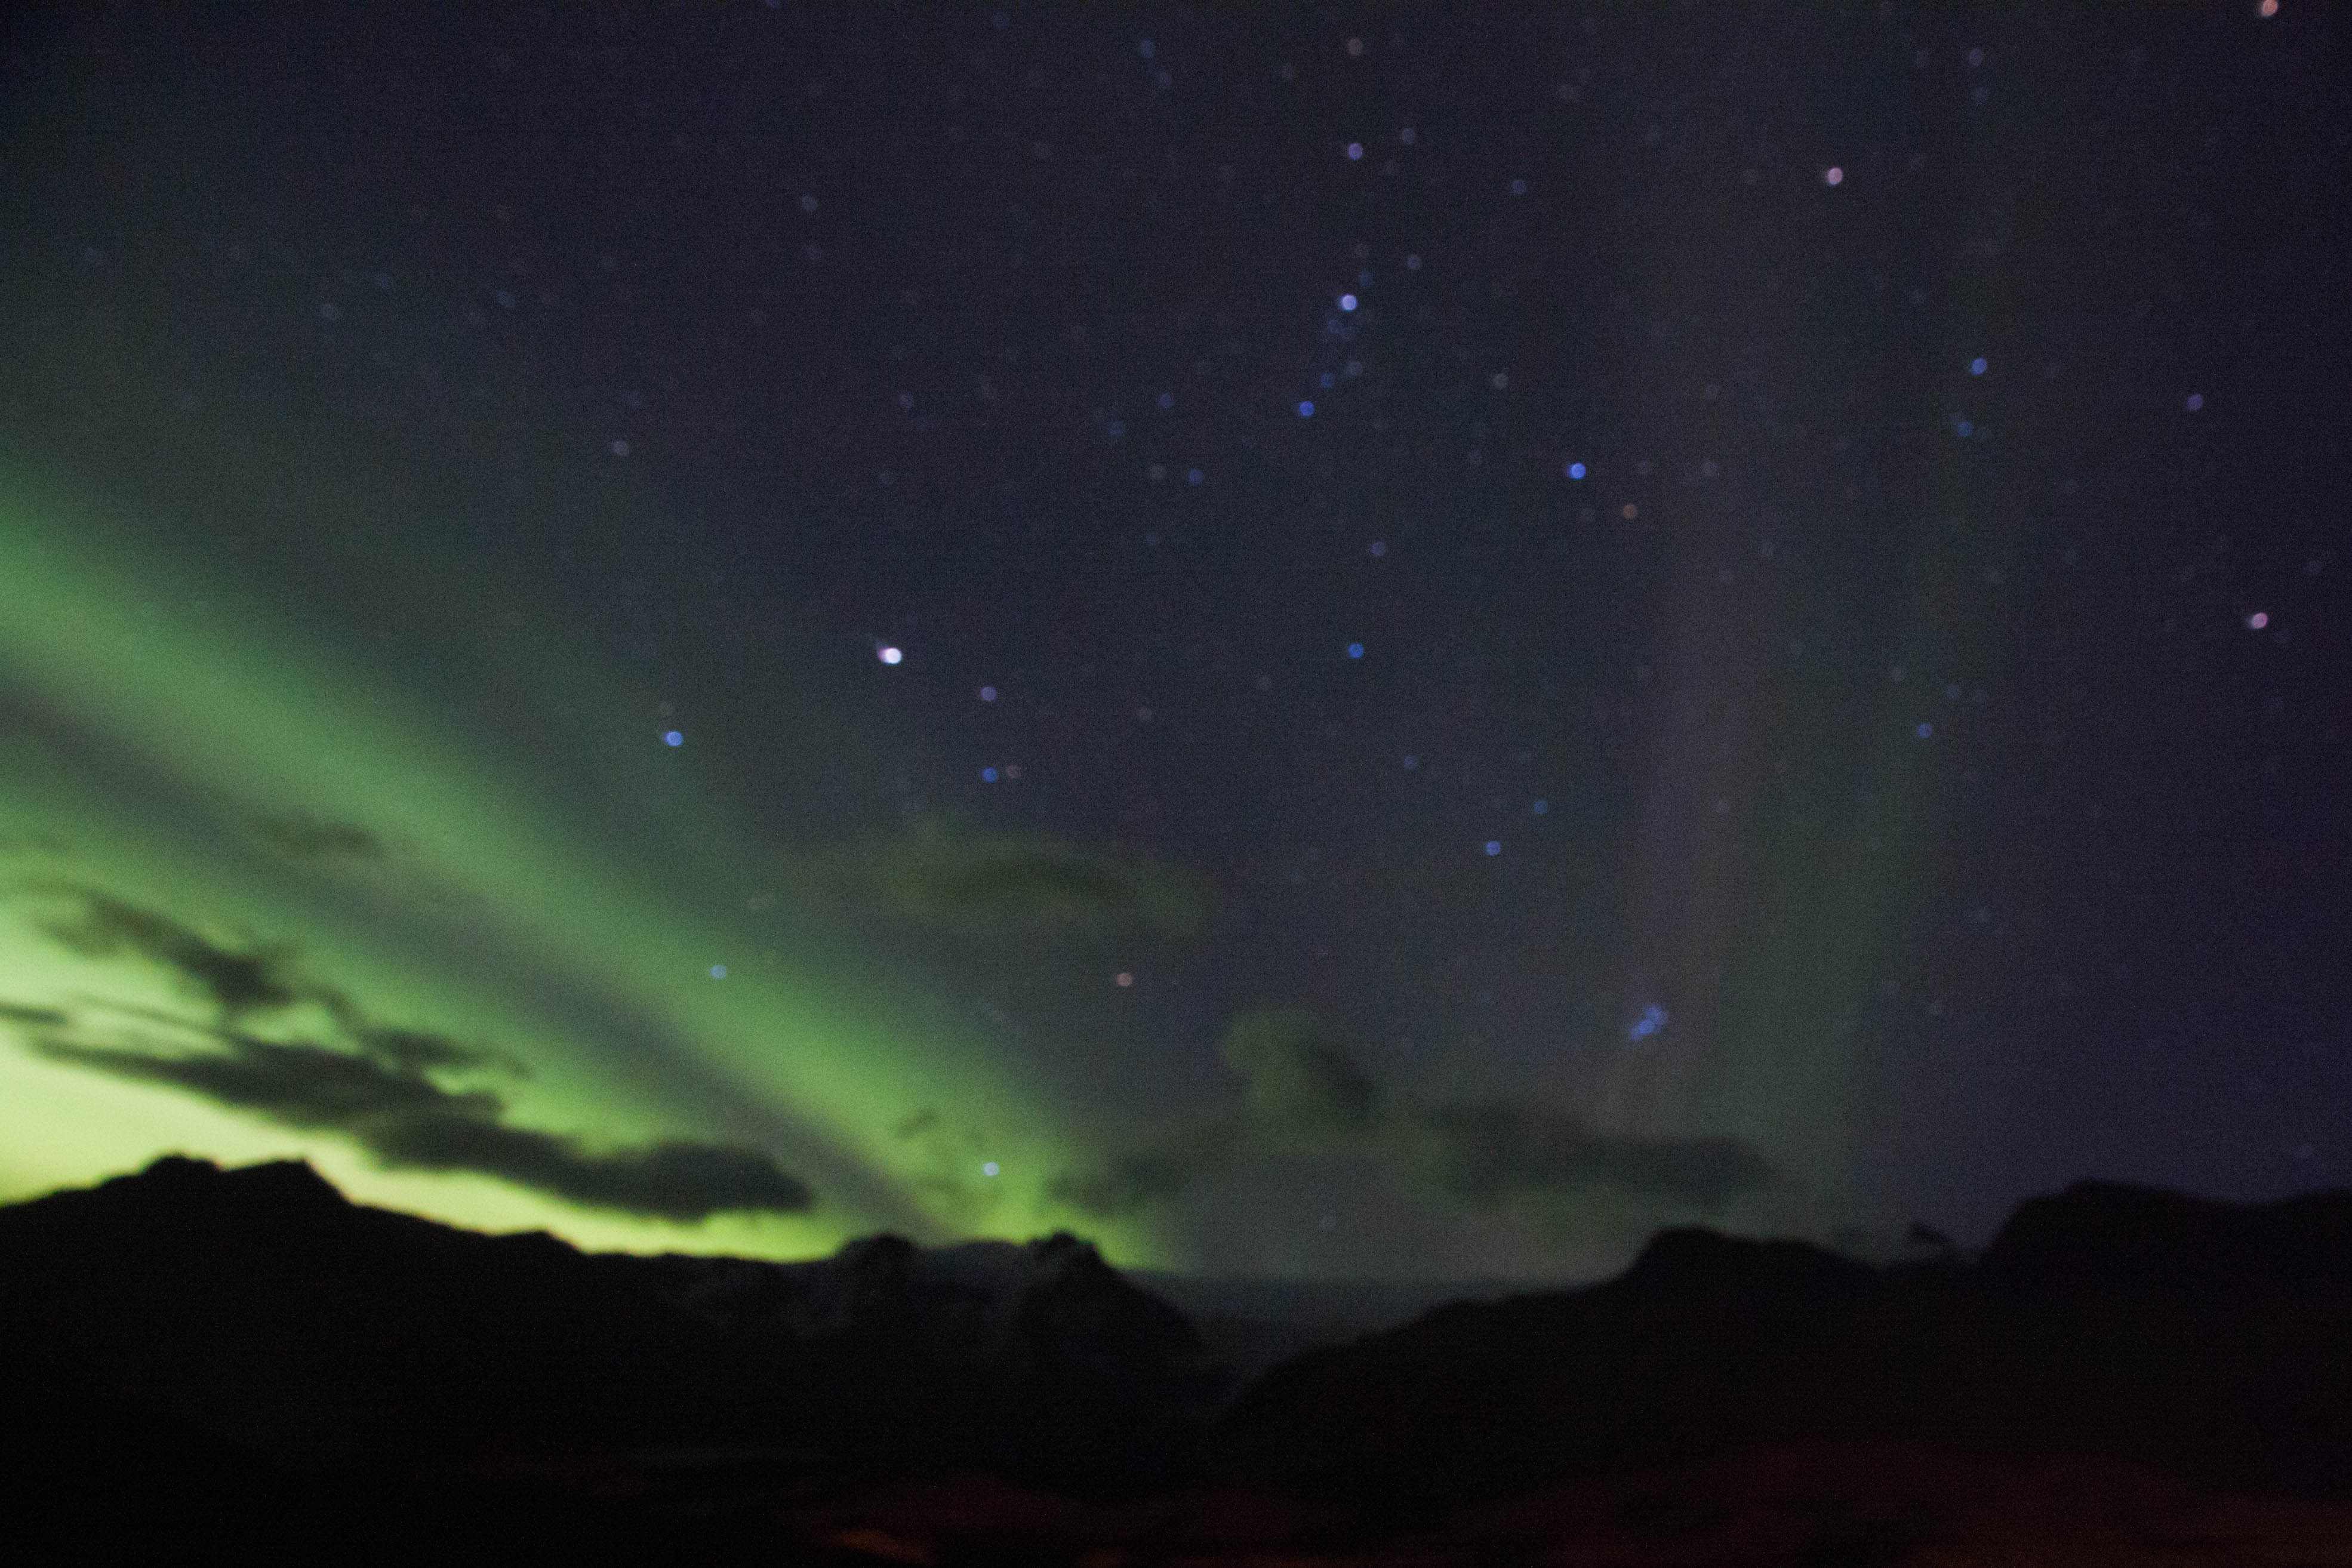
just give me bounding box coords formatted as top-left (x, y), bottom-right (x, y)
top-left (11, 1157), bottom-right (2352, 1560)
top-left (1214, 1178), bottom-right (2352, 1520)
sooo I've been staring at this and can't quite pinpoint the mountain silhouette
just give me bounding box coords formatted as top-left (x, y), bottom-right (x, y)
top-left (1977, 1179), bottom-right (2352, 1296)
top-left (1212, 1179), bottom-right (2352, 1524)
top-left (0, 1157), bottom-right (1214, 1498)
top-left (8, 1159), bottom-right (2352, 1563)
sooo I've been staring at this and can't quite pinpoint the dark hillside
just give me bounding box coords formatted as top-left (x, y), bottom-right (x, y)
top-left (10, 1160), bottom-right (2352, 1561)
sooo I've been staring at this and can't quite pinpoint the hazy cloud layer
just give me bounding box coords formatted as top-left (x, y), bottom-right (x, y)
top-left (1053, 1008), bottom-right (1774, 1221)
top-left (8, 887), bottom-right (815, 1221)
top-left (1403, 1102), bottom-right (1774, 1210)
top-left (250, 812), bottom-right (385, 863)
top-left (839, 828), bottom-right (1215, 941)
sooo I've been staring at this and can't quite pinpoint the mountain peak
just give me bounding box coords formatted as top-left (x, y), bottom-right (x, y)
top-left (1, 1153), bottom-right (352, 1239)
top-left (1980, 1179), bottom-right (2352, 1295)
top-left (129, 1153), bottom-right (350, 1219)
top-left (1612, 1225), bottom-right (1879, 1299)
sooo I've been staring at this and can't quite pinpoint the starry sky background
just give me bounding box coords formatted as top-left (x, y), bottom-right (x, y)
top-left (1, 4), bottom-right (2346, 1283)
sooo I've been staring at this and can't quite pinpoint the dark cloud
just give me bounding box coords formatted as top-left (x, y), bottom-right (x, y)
top-left (18, 887), bottom-right (521, 1077)
top-left (251, 813), bottom-right (384, 862)
top-left (17, 888), bottom-right (515, 1086)
top-left (30, 1025), bottom-right (813, 1221)
top-left (349, 1024), bottom-right (510, 1077)
top-left (8, 885), bottom-right (811, 1221)
top-left (1052, 1008), bottom-right (1774, 1221)
top-left (849, 828), bottom-right (1215, 941)
top-left (1217, 1009), bottom-right (1381, 1133)
top-left (355, 1111), bottom-right (814, 1221)
top-left (38, 1029), bottom-right (492, 1127)
top-left (1403, 1102), bottom-right (1774, 1210)
top-left (33, 890), bottom-right (301, 1018)
top-left (316, 1000), bottom-right (523, 1079)
top-left (1048, 1123), bottom-right (1245, 1220)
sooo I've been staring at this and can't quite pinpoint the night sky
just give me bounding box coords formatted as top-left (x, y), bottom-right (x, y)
top-left (2, 4), bottom-right (2347, 1283)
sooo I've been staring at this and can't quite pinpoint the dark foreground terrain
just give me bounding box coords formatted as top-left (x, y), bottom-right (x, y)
top-left (7, 1157), bottom-right (2352, 1564)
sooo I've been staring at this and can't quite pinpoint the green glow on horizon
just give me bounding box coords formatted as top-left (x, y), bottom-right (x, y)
top-left (0, 472), bottom-right (1175, 1265)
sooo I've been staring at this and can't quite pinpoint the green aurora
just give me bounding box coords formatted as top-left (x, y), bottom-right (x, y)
top-left (0, 24), bottom-right (2011, 1278)
top-left (0, 434), bottom-right (1931, 1273)
top-left (0, 472), bottom-right (1177, 1265)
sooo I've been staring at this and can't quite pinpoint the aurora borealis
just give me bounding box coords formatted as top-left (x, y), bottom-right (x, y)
top-left (2, 4), bottom-right (2347, 1283)
top-left (0, 489), bottom-right (1094, 1259)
